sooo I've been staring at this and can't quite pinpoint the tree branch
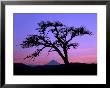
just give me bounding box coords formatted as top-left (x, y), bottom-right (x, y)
top-left (24, 47), bottom-right (45, 60)
top-left (67, 26), bottom-right (92, 43)
top-left (67, 43), bottom-right (79, 50)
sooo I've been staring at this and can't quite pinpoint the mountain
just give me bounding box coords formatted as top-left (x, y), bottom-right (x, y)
top-left (47, 60), bottom-right (60, 65)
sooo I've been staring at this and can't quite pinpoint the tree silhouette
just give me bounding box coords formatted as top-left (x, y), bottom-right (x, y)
top-left (20, 21), bottom-right (92, 65)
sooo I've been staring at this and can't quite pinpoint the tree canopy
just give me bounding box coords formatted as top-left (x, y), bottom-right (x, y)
top-left (20, 21), bottom-right (92, 65)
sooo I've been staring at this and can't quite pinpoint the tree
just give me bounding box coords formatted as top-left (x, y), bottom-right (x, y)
top-left (20, 21), bottom-right (92, 66)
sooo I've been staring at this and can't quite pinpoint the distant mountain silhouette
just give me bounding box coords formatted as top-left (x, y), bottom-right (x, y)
top-left (47, 60), bottom-right (60, 65)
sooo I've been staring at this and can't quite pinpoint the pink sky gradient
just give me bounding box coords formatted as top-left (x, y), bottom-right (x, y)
top-left (14, 47), bottom-right (97, 65)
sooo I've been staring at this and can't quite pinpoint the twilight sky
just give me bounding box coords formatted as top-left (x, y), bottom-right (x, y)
top-left (14, 13), bottom-right (97, 65)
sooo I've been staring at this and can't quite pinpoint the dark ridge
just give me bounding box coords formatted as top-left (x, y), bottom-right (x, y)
top-left (14, 63), bottom-right (97, 75)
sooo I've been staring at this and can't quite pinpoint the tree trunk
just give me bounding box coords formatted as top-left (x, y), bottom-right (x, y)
top-left (63, 45), bottom-right (69, 66)
top-left (53, 45), bottom-right (69, 66)
top-left (63, 57), bottom-right (69, 66)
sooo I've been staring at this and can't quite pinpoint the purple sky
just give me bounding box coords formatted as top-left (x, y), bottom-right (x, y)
top-left (14, 13), bottom-right (97, 65)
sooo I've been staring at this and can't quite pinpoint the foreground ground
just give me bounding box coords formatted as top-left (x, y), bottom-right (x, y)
top-left (14, 63), bottom-right (97, 75)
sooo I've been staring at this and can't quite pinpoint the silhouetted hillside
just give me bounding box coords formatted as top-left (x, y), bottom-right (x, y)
top-left (14, 63), bottom-right (97, 75)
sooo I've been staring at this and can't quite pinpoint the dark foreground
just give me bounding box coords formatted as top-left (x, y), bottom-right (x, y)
top-left (14, 63), bottom-right (97, 75)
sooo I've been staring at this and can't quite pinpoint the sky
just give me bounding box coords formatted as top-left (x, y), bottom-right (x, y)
top-left (14, 13), bottom-right (97, 65)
